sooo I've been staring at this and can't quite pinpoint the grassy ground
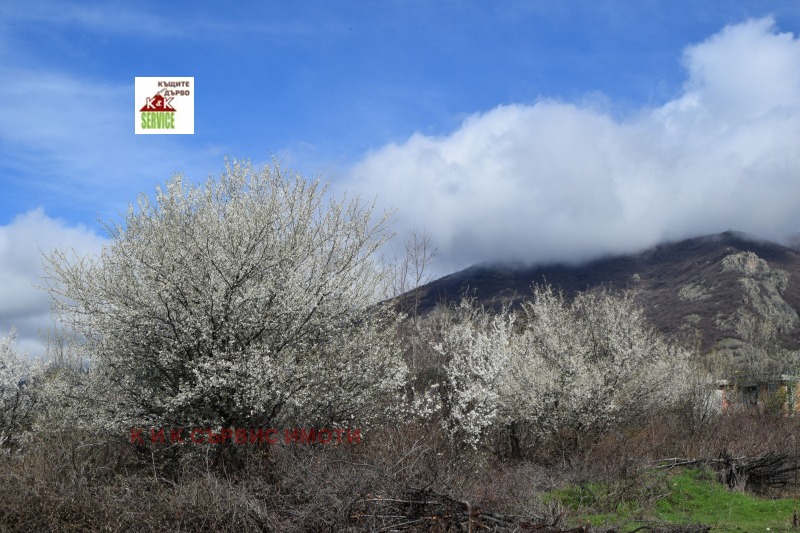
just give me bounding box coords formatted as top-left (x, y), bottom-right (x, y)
top-left (554, 468), bottom-right (800, 532)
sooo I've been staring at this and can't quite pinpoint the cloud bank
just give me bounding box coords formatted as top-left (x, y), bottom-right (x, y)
top-left (0, 209), bottom-right (106, 356)
top-left (346, 17), bottom-right (800, 275)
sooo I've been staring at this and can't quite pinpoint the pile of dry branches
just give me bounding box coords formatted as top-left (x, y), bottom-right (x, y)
top-left (350, 486), bottom-right (585, 532)
top-left (656, 451), bottom-right (800, 493)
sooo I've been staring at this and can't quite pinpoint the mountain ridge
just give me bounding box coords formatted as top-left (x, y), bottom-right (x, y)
top-left (399, 231), bottom-right (800, 353)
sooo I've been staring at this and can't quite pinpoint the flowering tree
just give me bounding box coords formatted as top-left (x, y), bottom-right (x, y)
top-left (44, 160), bottom-right (407, 432)
top-left (434, 299), bottom-right (514, 447)
top-left (0, 329), bottom-right (38, 451)
top-left (435, 286), bottom-right (692, 451)
top-left (505, 286), bottom-right (691, 445)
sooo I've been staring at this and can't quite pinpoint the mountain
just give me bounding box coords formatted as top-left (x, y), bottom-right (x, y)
top-left (398, 231), bottom-right (800, 353)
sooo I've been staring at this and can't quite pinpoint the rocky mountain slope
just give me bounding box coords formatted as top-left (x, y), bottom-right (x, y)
top-left (399, 231), bottom-right (800, 359)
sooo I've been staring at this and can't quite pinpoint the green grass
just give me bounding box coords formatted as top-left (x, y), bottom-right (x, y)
top-left (656, 469), bottom-right (797, 532)
top-left (551, 469), bottom-right (800, 532)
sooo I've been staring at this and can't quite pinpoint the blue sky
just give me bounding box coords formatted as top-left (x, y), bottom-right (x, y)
top-left (3, 1), bottom-right (800, 354)
top-left (2, 0), bottom-right (793, 223)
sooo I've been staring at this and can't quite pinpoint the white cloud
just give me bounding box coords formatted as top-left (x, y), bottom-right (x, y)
top-left (345, 17), bottom-right (800, 275)
top-left (0, 209), bottom-right (106, 357)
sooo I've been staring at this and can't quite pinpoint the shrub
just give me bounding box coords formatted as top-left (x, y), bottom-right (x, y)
top-left (43, 159), bottom-right (407, 434)
top-left (0, 328), bottom-right (40, 452)
top-left (433, 286), bottom-right (693, 454)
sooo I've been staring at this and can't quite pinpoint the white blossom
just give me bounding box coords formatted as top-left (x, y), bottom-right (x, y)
top-left (43, 159), bottom-right (407, 433)
top-left (433, 286), bottom-right (692, 450)
top-left (433, 299), bottom-right (515, 447)
top-left (506, 286), bottom-right (692, 443)
top-left (0, 328), bottom-right (41, 452)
